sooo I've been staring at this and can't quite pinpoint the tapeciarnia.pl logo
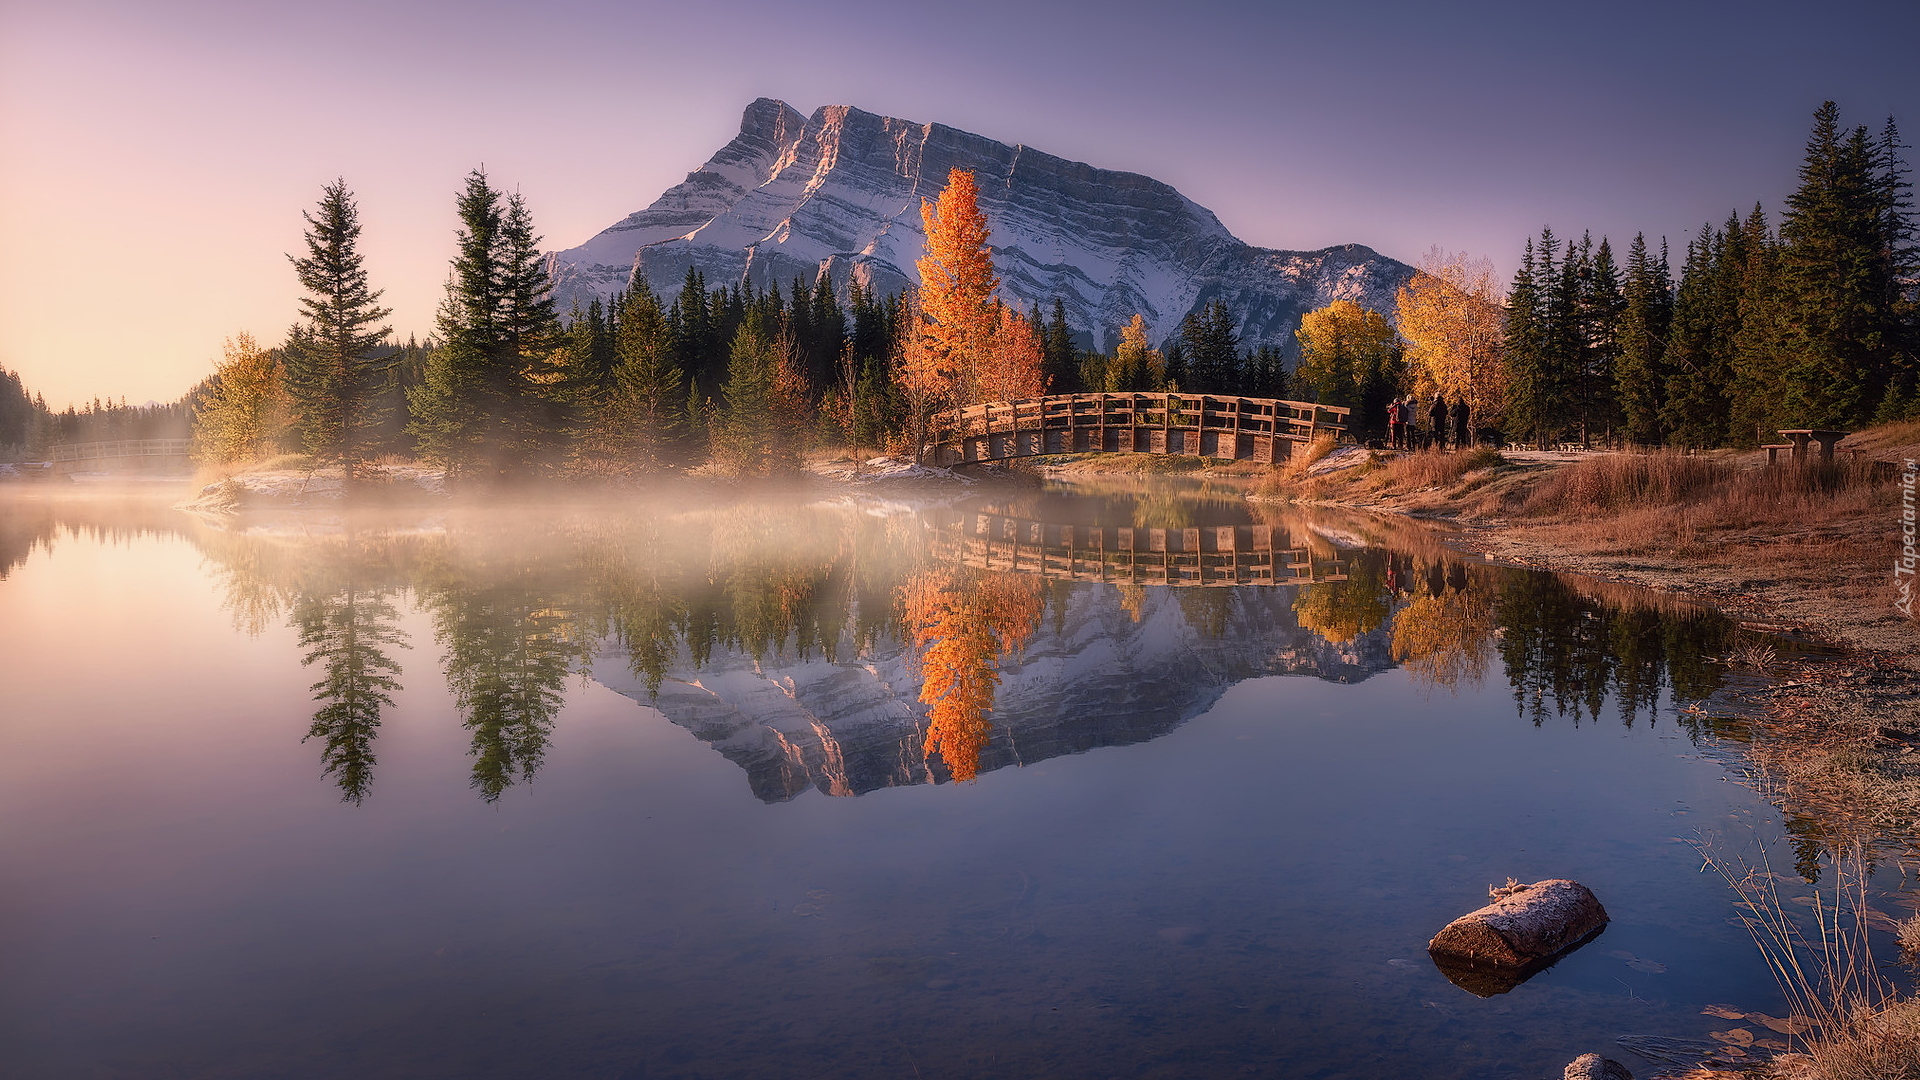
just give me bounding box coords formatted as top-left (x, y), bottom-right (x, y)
top-left (1899, 458), bottom-right (1917, 616)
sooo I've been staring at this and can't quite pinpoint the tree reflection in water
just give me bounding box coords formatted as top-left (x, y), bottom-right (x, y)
top-left (421, 553), bottom-right (578, 803)
top-left (295, 573), bottom-right (407, 804)
top-left (901, 567), bottom-right (1043, 781)
top-left (160, 496), bottom-right (1761, 802)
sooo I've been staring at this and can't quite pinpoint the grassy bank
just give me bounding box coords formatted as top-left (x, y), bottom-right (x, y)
top-left (1252, 421), bottom-right (1920, 657)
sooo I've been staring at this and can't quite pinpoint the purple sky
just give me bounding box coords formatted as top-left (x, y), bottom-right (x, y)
top-left (3, 0), bottom-right (1916, 408)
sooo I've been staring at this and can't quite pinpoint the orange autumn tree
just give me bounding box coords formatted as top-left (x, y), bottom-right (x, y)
top-left (900, 566), bottom-right (1044, 781)
top-left (899, 169), bottom-right (1048, 457)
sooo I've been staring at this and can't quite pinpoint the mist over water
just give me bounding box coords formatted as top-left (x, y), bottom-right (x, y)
top-left (0, 481), bottom-right (1874, 1078)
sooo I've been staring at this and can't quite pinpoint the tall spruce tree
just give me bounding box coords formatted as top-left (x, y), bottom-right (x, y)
top-left (284, 179), bottom-right (393, 472)
top-left (1502, 237), bottom-right (1550, 445)
top-left (409, 170), bottom-right (561, 479)
top-left (1727, 206), bottom-right (1789, 442)
top-left (1778, 101), bottom-right (1913, 426)
top-left (1661, 226), bottom-right (1734, 446)
top-left (1614, 234), bottom-right (1674, 444)
top-left (572, 280), bottom-right (683, 475)
top-left (1574, 235), bottom-right (1624, 445)
top-left (1178, 300), bottom-right (1240, 393)
top-left (1043, 298), bottom-right (1078, 392)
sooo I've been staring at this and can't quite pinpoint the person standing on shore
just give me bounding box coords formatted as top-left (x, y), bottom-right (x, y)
top-left (1428, 393), bottom-right (1448, 451)
top-left (1451, 396), bottom-right (1470, 449)
top-left (1387, 398), bottom-right (1405, 450)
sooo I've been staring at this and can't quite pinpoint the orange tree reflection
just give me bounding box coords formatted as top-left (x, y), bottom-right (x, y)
top-left (900, 567), bottom-right (1043, 781)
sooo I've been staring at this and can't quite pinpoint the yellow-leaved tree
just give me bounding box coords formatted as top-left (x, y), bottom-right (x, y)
top-left (1395, 247), bottom-right (1506, 426)
top-left (1294, 301), bottom-right (1404, 441)
top-left (1104, 314), bottom-right (1165, 392)
top-left (898, 169), bottom-right (1048, 458)
top-left (192, 332), bottom-right (292, 465)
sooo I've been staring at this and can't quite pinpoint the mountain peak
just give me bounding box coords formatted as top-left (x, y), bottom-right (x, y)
top-left (546, 100), bottom-right (1413, 353)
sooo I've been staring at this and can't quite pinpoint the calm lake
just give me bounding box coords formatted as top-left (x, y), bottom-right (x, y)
top-left (0, 480), bottom-right (1870, 1078)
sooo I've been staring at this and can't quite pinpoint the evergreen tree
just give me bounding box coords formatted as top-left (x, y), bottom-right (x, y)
top-left (283, 179), bottom-right (394, 472)
top-left (1502, 238), bottom-right (1551, 445)
top-left (1727, 207), bottom-right (1790, 442)
top-left (1778, 101), bottom-right (1913, 426)
top-left (1574, 234), bottom-right (1625, 445)
top-left (1661, 227), bottom-right (1735, 446)
top-left (409, 170), bottom-right (561, 480)
top-left (1179, 300), bottom-right (1241, 393)
top-left (713, 319), bottom-right (807, 476)
top-left (810, 274), bottom-right (847, 396)
top-left (1537, 227), bottom-right (1580, 444)
top-left (1614, 234), bottom-right (1674, 444)
top-left (572, 281), bottom-right (684, 476)
top-left (1043, 298), bottom-right (1078, 392)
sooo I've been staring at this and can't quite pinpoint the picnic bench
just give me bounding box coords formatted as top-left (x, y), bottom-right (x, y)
top-left (1776, 429), bottom-right (1848, 464)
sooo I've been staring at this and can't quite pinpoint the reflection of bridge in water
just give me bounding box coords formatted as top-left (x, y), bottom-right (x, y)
top-left (929, 509), bottom-right (1348, 586)
top-left (927, 393), bottom-right (1350, 467)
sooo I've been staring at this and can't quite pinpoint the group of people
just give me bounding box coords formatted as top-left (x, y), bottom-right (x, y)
top-left (1385, 393), bottom-right (1471, 451)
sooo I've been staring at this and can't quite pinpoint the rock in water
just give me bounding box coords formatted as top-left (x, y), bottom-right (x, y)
top-left (1428, 879), bottom-right (1609, 967)
top-left (1563, 1053), bottom-right (1633, 1080)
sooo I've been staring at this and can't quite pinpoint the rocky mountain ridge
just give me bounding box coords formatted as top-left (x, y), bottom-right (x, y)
top-left (546, 98), bottom-right (1417, 354)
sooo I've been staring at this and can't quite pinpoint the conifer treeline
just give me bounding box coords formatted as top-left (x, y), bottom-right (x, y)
top-left (0, 368), bottom-right (199, 458)
top-left (177, 164), bottom-right (1300, 480)
top-left (1501, 101), bottom-right (1916, 447)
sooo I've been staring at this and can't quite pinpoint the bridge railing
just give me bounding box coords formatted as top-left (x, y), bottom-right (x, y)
top-left (925, 393), bottom-right (1349, 465)
top-left (48, 439), bottom-right (195, 463)
top-left (938, 393), bottom-right (1348, 440)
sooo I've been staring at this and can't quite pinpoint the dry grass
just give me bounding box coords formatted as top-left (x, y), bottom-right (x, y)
top-left (1371, 447), bottom-right (1506, 490)
top-left (1696, 842), bottom-right (1920, 1079)
top-left (1522, 450), bottom-right (1731, 514)
top-left (1284, 433), bottom-right (1339, 477)
top-left (1764, 998), bottom-right (1920, 1079)
top-left (1522, 452), bottom-right (1890, 527)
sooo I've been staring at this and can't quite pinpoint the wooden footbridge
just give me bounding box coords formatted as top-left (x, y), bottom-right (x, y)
top-left (926, 393), bottom-right (1349, 468)
top-left (48, 439), bottom-right (194, 475)
top-left (928, 509), bottom-right (1348, 587)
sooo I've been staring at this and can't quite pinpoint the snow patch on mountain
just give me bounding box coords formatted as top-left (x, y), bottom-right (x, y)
top-left (546, 98), bottom-right (1415, 355)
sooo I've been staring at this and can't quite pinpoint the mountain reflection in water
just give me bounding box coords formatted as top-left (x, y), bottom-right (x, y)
top-left (0, 487), bottom-right (1738, 808)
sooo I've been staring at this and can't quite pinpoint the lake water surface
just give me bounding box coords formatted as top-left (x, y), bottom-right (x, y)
top-left (0, 481), bottom-right (1874, 1078)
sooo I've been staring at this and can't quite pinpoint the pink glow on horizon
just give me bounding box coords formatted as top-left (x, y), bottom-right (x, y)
top-left (2, 0), bottom-right (1914, 409)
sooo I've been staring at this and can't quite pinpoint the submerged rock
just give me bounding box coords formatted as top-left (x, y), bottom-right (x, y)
top-left (1563, 1053), bottom-right (1633, 1080)
top-left (1428, 879), bottom-right (1609, 968)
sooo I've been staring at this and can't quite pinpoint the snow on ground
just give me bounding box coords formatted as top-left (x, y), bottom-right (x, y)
top-left (1304, 445), bottom-right (1371, 477)
top-left (808, 456), bottom-right (976, 488)
top-left (179, 464), bottom-right (448, 512)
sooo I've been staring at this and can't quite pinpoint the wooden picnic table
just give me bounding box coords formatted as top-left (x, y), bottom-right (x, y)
top-left (1777, 429), bottom-right (1848, 464)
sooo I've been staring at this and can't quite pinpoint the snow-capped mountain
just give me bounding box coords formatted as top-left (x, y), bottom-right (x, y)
top-left (546, 98), bottom-right (1416, 353)
top-left (591, 582), bottom-right (1396, 803)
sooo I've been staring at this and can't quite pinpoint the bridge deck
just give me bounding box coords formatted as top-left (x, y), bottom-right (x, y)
top-left (930, 510), bottom-right (1347, 587)
top-left (49, 439), bottom-right (194, 463)
top-left (46, 439), bottom-right (194, 474)
top-left (928, 393), bottom-right (1348, 467)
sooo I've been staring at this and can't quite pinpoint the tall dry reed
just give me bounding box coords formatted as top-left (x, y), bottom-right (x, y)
top-left (1699, 842), bottom-right (1920, 1079)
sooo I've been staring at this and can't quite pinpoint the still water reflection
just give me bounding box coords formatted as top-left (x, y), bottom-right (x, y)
top-left (0, 484), bottom-right (1862, 1078)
